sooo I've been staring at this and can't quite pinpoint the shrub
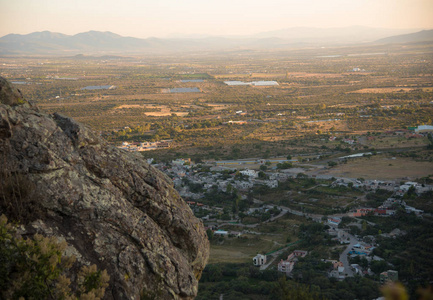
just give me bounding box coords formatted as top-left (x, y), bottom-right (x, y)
top-left (0, 214), bottom-right (109, 299)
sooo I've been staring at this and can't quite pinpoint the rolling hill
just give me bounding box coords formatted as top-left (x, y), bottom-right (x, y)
top-left (0, 27), bottom-right (429, 55)
top-left (374, 29), bottom-right (433, 44)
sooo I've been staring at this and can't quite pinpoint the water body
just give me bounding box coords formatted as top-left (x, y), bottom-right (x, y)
top-left (224, 81), bottom-right (278, 86)
top-left (180, 79), bottom-right (204, 83)
top-left (316, 55), bottom-right (342, 58)
top-left (169, 87), bottom-right (201, 93)
top-left (339, 152), bottom-right (381, 159)
top-left (81, 85), bottom-right (116, 90)
top-left (306, 119), bottom-right (340, 123)
top-left (347, 52), bottom-right (386, 57)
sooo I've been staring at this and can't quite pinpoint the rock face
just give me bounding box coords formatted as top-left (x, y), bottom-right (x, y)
top-left (0, 77), bottom-right (209, 299)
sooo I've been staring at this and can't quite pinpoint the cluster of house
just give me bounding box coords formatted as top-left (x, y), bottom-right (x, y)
top-left (327, 217), bottom-right (342, 226)
top-left (395, 181), bottom-right (431, 197)
top-left (351, 208), bottom-right (396, 217)
top-left (332, 178), bottom-right (432, 196)
top-left (348, 243), bottom-right (375, 256)
top-left (222, 120), bottom-right (248, 125)
top-left (328, 136), bottom-right (356, 144)
top-left (186, 201), bottom-right (204, 207)
top-left (380, 270), bottom-right (399, 284)
top-left (332, 178), bottom-right (395, 191)
top-left (118, 140), bottom-right (171, 152)
top-left (327, 260), bottom-right (346, 280)
top-left (408, 125), bottom-right (433, 133)
top-left (277, 250), bottom-right (308, 275)
top-left (327, 226), bottom-right (350, 243)
top-left (209, 229), bottom-right (242, 237)
top-left (168, 166), bottom-right (280, 200)
top-left (253, 250), bottom-right (309, 275)
top-left (352, 194), bottom-right (425, 218)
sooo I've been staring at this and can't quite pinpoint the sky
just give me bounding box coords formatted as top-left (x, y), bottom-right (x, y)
top-left (1, 0), bottom-right (433, 38)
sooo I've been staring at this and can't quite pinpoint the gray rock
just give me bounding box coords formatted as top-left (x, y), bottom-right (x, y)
top-left (0, 77), bottom-right (209, 299)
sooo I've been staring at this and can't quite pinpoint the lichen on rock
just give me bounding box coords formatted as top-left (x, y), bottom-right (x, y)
top-left (0, 76), bottom-right (209, 299)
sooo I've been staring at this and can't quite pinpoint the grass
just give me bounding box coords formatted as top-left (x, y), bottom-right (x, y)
top-left (321, 154), bottom-right (433, 180)
top-left (208, 214), bottom-right (305, 263)
top-left (366, 136), bottom-right (429, 149)
top-left (350, 87), bottom-right (415, 93)
top-left (209, 234), bottom-right (281, 263)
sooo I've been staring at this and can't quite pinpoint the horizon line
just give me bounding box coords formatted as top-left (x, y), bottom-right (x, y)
top-left (1, 26), bottom-right (430, 40)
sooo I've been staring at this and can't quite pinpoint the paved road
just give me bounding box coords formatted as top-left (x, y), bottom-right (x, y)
top-left (259, 246), bottom-right (289, 271)
top-left (214, 199), bottom-right (361, 276)
top-left (337, 228), bottom-right (358, 277)
top-left (218, 206), bottom-right (289, 228)
top-left (259, 240), bottom-right (302, 271)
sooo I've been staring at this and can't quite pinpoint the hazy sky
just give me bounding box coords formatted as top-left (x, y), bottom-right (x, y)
top-left (1, 0), bottom-right (432, 38)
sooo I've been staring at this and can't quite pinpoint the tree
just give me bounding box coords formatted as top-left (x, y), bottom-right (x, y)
top-left (206, 228), bottom-right (214, 241)
top-left (0, 215), bottom-right (109, 299)
top-left (370, 260), bottom-right (388, 274)
top-left (277, 162), bottom-right (293, 170)
top-left (328, 161), bottom-right (337, 167)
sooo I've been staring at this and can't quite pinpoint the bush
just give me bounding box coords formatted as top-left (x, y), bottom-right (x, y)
top-left (0, 215), bottom-right (109, 299)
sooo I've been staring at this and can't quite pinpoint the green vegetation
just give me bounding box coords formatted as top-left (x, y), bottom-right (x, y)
top-left (4, 42), bottom-right (432, 162)
top-left (3, 42), bottom-right (433, 300)
top-left (250, 177), bottom-right (361, 215)
top-left (0, 215), bottom-right (109, 299)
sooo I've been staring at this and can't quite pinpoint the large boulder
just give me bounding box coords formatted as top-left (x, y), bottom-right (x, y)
top-left (0, 76), bottom-right (209, 299)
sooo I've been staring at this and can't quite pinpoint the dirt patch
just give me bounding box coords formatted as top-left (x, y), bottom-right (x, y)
top-left (145, 111), bottom-right (188, 117)
top-left (207, 103), bottom-right (231, 110)
top-left (114, 104), bottom-right (144, 109)
top-left (349, 87), bottom-right (415, 93)
top-left (287, 72), bottom-right (343, 78)
top-left (320, 155), bottom-right (433, 180)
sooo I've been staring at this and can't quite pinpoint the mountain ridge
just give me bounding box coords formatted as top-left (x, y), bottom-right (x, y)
top-left (0, 27), bottom-right (430, 55)
top-left (374, 29), bottom-right (433, 44)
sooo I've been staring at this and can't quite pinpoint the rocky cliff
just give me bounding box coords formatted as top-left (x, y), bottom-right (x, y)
top-left (0, 76), bottom-right (209, 299)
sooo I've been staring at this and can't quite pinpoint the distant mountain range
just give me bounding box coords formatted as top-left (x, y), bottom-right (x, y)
top-left (252, 26), bottom-right (419, 43)
top-left (0, 27), bottom-right (432, 56)
top-left (374, 29), bottom-right (433, 44)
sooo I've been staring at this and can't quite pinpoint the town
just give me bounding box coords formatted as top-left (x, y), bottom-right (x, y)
top-left (2, 39), bottom-right (433, 299)
top-left (128, 146), bottom-right (433, 299)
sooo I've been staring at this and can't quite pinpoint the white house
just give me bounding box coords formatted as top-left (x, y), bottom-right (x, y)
top-left (240, 169), bottom-right (258, 178)
top-left (213, 230), bottom-right (228, 236)
top-left (278, 260), bottom-right (295, 274)
top-left (415, 125), bottom-right (433, 133)
top-left (235, 181), bottom-right (254, 190)
top-left (328, 217), bottom-right (342, 226)
top-left (277, 250), bottom-right (307, 274)
top-left (253, 254), bottom-right (267, 266)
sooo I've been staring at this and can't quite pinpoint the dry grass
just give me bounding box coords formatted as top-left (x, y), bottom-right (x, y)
top-left (212, 74), bottom-right (252, 79)
top-left (250, 73), bottom-right (287, 78)
top-left (114, 104), bottom-right (144, 109)
top-left (209, 235), bottom-right (276, 264)
top-left (287, 72), bottom-right (343, 78)
top-left (366, 136), bottom-right (429, 149)
top-left (207, 103), bottom-right (231, 110)
top-left (320, 155), bottom-right (433, 180)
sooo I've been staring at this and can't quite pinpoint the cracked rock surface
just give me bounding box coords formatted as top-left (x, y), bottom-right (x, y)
top-left (0, 76), bottom-right (209, 299)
